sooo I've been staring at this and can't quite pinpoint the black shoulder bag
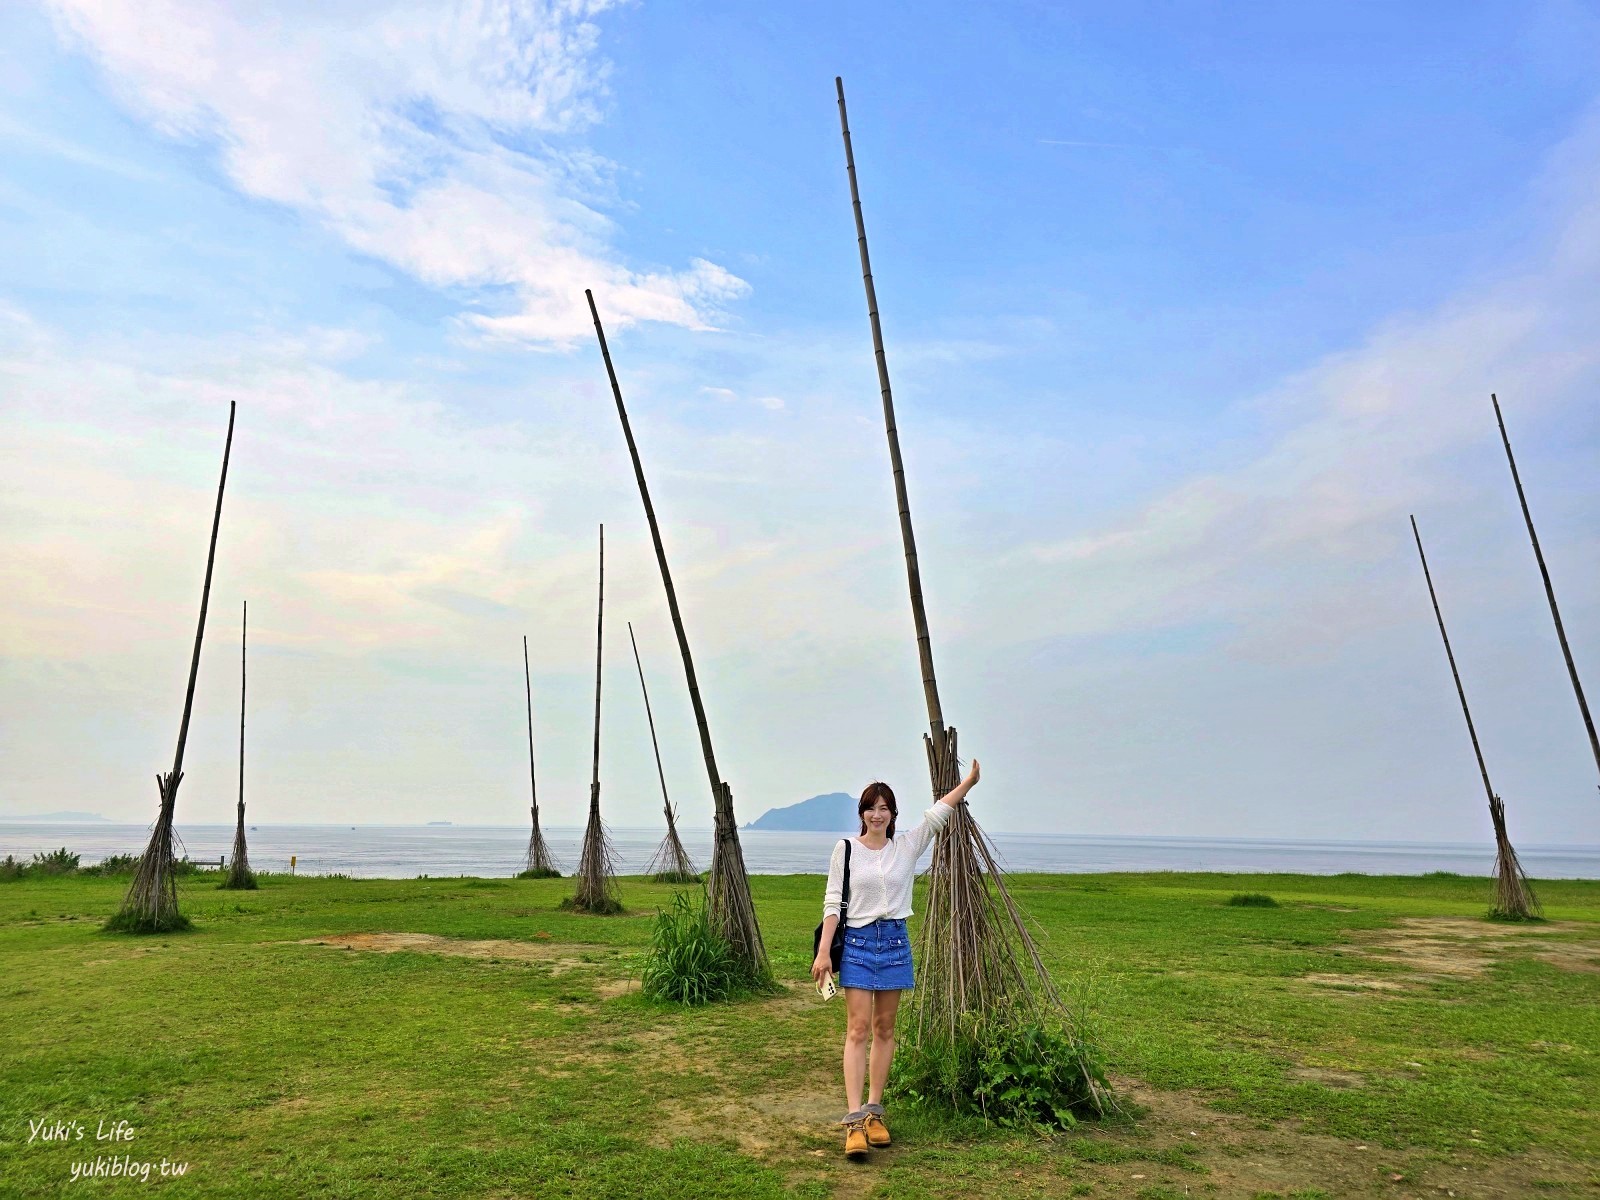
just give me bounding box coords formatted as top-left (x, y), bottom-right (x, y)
top-left (812, 839), bottom-right (852, 973)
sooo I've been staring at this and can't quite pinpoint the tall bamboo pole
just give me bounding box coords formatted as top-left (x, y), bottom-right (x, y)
top-left (520, 635), bottom-right (558, 876)
top-left (1411, 515), bottom-right (1539, 918)
top-left (571, 524), bottom-right (619, 912)
top-left (631, 621), bottom-right (697, 881)
top-left (630, 621), bottom-right (673, 827)
top-left (222, 600), bottom-right (256, 889)
top-left (1493, 394), bottom-right (1600, 785)
top-left (585, 289), bottom-right (768, 975)
top-left (837, 77), bottom-right (945, 744)
top-left (591, 524), bottom-right (604, 811)
top-left (834, 81), bottom-right (1102, 1102)
top-left (109, 400), bottom-right (236, 932)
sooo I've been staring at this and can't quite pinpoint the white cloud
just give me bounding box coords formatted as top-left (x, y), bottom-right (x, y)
top-left (44, 0), bottom-right (748, 345)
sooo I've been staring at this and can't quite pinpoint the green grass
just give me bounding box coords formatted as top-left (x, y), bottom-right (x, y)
top-left (2, 868), bottom-right (1598, 1197)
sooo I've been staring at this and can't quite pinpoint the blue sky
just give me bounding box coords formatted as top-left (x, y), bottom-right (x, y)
top-left (2, 1), bottom-right (1598, 849)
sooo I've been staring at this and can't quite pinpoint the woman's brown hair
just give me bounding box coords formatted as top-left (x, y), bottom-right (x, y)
top-left (858, 781), bottom-right (898, 838)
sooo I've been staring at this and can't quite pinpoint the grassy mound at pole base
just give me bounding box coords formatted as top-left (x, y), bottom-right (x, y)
top-left (515, 867), bottom-right (562, 880)
top-left (101, 909), bottom-right (194, 935)
top-left (559, 894), bottom-right (624, 915)
top-left (891, 1011), bottom-right (1113, 1131)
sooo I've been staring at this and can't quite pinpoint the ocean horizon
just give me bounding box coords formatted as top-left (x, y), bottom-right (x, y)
top-left (4, 820), bottom-right (1599, 881)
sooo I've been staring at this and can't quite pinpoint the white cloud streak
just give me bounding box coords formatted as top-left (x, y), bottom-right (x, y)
top-left (45, 0), bottom-right (749, 345)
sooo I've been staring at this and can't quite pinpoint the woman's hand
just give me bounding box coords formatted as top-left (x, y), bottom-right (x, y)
top-left (964, 759), bottom-right (980, 788)
top-left (811, 951), bottom-right (833, 987)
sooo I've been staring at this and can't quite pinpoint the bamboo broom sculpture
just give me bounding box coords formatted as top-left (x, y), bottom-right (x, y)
top-left (1493, 394), bottom-right (1600, 788)
top-left (586, 289), bottom-right (770, 980)
top-left (108, 401), bottom-right (236, 933)
top-left (631, 621), bottom-right (699, 883)
top-left (836, 77), bottom-right (1108, 1114)
top-left (569, 524), bottom-right (622, 914)
top-left (221, 600), bottom-right (257, 890)
top-left (518, 635), bottom-right (561, 878)
top-left (1411, 515), bottom-right (1540, 920)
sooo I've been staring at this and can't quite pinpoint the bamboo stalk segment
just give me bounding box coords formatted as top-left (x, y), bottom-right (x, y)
top-left (1492, 394), bottom-right (1600, 787)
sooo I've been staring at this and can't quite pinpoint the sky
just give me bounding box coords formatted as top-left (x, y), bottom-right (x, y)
top-left (2, 1), bottom-right (1598, 845)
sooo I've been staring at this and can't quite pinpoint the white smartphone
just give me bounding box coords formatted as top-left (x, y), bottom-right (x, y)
top-left (817, 973), bottom-right (839, 1000)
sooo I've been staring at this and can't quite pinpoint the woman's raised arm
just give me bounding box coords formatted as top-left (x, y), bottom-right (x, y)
top-left (937, 758), bottom-right (980, 809)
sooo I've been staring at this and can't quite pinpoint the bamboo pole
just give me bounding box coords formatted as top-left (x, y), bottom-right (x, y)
top-left (585, 289), bottom-right (768, 974)
top-left (836, 76), bottom-right (945, 742)
top-left (110, 401), bottom-right (236, 931)
top-left (1493, 394), bottom-right (1600, 786)
top-left (833, 81), bottom-right (1110, 1116)
top-left (520, 635), bottom-right (558, 876)
top-left (631, 621), bottom-right (697, 881)
top-left (1410, 515), bottom-right (1539, 918)
top-left (223, 600), bottom-right (255, 889)
top-left (591, 523), bottom-right (604, 815)
top-left (570, 524), bottom-right (620, 913)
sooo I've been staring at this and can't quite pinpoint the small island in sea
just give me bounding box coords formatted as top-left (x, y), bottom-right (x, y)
top-left (426, 820), bottom-right (453, 826)
top-left (744, 792), bottom-right (858, 832)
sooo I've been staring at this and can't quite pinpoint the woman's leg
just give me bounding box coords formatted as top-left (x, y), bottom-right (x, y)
top-left (866, 989), bottom-right (902, 1106)
top-left (843, 987), bottom-right (873, 1112)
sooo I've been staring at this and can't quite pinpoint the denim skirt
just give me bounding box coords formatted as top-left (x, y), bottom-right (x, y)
top-left (839, 917), bottom-right (914, 991)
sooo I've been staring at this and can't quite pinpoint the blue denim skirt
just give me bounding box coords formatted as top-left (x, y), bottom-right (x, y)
top-left (839, 917), bottom-right (914, 991)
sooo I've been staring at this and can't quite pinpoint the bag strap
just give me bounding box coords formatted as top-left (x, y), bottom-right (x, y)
top-left (840, 839), bottom-right (852, 923)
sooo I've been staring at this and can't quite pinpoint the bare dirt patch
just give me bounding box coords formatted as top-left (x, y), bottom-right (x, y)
top-left (1354, 917), bottom-right (1600, 980)
top-left (1301, 972), bottom-right (1407, 992)
top-left (1101, 1079), bottom-right (1598, 1198)
top-left (297, 932), bottom-right (627, 979)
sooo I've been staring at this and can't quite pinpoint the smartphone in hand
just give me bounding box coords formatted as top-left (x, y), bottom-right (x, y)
top-left (816, 973), bottom-right (838, 1000)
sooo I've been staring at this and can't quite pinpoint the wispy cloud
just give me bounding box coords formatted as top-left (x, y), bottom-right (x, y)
top-left (44, 0), bottom-right (749, 346)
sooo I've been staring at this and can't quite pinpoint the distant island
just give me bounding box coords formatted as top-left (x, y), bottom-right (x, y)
top-left (426, 820), bottom-right (453, 826)
top-left (745, 792), bottom-right (859, 832)
top-left (0, 810), bottom-right (110, 823)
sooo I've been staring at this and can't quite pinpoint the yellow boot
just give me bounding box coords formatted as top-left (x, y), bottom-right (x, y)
top-left (841, 1112), bottom-right (870, 1160)
top-left (863, 1103), bottom-right (891, 1147)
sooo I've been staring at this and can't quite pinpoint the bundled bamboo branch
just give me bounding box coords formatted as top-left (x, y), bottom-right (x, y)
top-left (1410, 515), bottom-right (1540, 920)
top-left (835, 78), bottom-right (1110, 1118)
top-left (108, 401), bottom-right (236, 933)
top-left (518, 635), bottom-right (560, 878)
top-left (631, 622), bottom-right (699, 883)
top-left (568, 524), bottom-right (621, 914)
top-left (1493, 394), bottom-right (1600, 788)
top-left (586, 290), bottom-right (769, 978)
top-left (221, 600), bottom-right (257, 890)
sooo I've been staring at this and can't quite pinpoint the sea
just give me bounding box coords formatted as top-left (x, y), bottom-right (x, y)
top-left (4, 821), bottom-right (1600, 880)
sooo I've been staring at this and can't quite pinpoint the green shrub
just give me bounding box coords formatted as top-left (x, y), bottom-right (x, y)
top-left (30, 848), bottom-right (80, 876)
top-left (891, 1011), bottom-right (1111, 1130)
top-left (1227, 893), bottom-right (1278, 907)
top-left (640, 890), bottom-right (760, 1006)
top-left (515, 867), bottom-right (561, 880)
top-left (0, 855), bottom-right (25, 881)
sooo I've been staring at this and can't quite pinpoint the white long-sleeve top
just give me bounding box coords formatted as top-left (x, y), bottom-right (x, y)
top-left (821, 802), bottom-right (956, 927)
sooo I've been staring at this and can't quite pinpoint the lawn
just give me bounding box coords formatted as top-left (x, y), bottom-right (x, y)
top-left (2, 868), bottom-right (1597, 1198)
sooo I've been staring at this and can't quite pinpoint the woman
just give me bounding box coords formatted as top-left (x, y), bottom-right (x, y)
top-left (811, 759), bottom-right (980, 1159)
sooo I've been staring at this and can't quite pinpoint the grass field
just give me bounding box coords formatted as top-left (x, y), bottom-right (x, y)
top-left (2, 868), bottom-right (1598, 1198)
